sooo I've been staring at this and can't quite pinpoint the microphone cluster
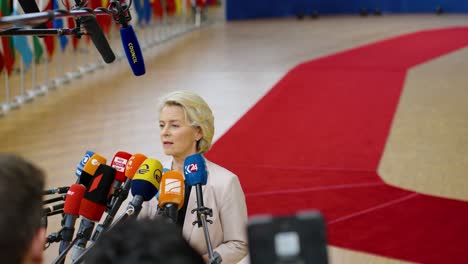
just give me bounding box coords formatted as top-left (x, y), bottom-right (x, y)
top-left (44, 151), bottom-right (219, 264)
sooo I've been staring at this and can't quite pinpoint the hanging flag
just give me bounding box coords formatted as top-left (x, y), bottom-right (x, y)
top-left (11, 8), bottom-right (33, 70)
top-left (32, 36), bottom-right (44, 64)
top-left (52, 0), bottom-right (68, 52)
top-left (143, 0), bottom-right (151, 24)
top-left (133, 0), bottom-right (145, 25)
top-left (175, 0), bottom-right (182, 16)
top-left (166, 0), bottom-right (176, 16)
top-left (41, 0), bottom-right (56, 58)
top-left (64, 0), bottom-right (80, 51)
top-left (1, 0), bottom-right (15, 75)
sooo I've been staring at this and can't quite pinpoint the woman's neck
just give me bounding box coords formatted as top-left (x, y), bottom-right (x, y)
top-left (171, 157), bottom-right (185, 173)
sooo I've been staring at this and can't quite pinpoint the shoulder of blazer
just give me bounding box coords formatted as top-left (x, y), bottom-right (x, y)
top-left (205, 159), bottom-right (240, 189)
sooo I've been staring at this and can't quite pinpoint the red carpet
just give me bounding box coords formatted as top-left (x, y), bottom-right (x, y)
top-left (205, 27), bottom-right (468, 263)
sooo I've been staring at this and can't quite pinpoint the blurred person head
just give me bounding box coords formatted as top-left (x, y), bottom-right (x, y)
top-left (86, 217), bottom-right (205, 264)
top-left (158, 91), bottom-right (214, 159)
top-left (0, 154), bottom-right (46, 264)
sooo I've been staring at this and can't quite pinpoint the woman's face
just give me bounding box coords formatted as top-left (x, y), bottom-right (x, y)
top-left (159, 105), bottom-right (201, 160)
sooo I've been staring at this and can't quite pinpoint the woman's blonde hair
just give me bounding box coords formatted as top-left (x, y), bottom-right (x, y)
top-left (158, 91), bottom-right (214, 153)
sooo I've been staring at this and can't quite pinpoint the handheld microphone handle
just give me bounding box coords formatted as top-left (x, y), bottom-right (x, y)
top-left (102, 178), bottom-right (132, 228)
top-left (163, 203), bottom-right (178, 224)
top-left (120, 25), bottom-right (145, 76)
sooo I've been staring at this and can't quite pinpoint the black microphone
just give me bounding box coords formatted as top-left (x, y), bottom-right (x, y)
top-left (73, 0), bottom-right (115, 63)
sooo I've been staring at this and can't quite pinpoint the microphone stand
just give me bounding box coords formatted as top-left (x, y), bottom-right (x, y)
top-left (51, 234), bottom-right (83, 264)
top-left (191, 185), bottom-right (222, 264)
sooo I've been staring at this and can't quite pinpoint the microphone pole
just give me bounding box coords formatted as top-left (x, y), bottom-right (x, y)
top-left (191, 185), bottom-right (221, 264)
top-left (52, 235), bottom-right (82, 264)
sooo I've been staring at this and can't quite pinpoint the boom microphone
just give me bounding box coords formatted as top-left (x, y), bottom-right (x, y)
top-left (73, 1), bottom-right (116, 63)
top-left (120, 25), bottom-right (145, 76)
top-left (108, 0), bottom-right (145, 76)
top-left (158, 170), bottom-right (185, 224)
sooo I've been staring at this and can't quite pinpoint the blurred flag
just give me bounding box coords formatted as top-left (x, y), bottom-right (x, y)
top-left (64, 0), bottom-right (80, 51)
top-left (175, 0), bottom-right (182, 15)
top-left (133, 0), bottom-right (145, 25)
top-left (41, 0), bottom-right (56, 58)
top-left (143, 0), bottom-right (151, 24)
top-left (0, 49), bottom-right (4, 74)
top-left (32, 36), bottom-right (44, 64)
top-left (52, 0), bottom-right (68, 52)
top-left (1, 0), bottom-right (15, 75)
top-left (151, 0), bottom-right (163, 19)
top-left (166, 0), bottom-right (175, 16)
top-left (11, 7), bottom-right (33, 69)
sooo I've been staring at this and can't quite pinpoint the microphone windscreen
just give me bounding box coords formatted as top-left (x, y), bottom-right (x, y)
top-left (79, 15), bottom-right (116, 63)
top-left (131, 158), bottom-right (163, 201)
top-left (120, 25), bottom-right (145, 76)
top-left (125, 154), bottom-right (147, 179)
top-left (63, 184), bottom-right (86, 216)
top-left (184, 153), bottom-right (208, 186)
top-left (80, 153), bottom-right (106, 187)
top-left (159, 171), bottom-right (185, 209)
top-left (111, 151), bottom-right (132, 182)
top-left (84, 164), bottom-right (116, 206)
top-left (76, 150), bottom-right (95, 177)
top-left (79, 198), bottom-right (106, 222)
top-left (82, 153), bottom-right (107, 177)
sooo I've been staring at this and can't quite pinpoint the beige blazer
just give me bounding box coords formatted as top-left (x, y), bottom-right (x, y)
top-left (139, 158), bottom-right (249, 264)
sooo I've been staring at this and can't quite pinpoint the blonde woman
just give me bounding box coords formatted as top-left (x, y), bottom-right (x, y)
top-left (140, 91), bottom-right (248, 263)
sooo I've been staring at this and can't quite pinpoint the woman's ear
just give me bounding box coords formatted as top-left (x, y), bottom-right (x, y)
top-left (194, 127), bottom-right (203, 141)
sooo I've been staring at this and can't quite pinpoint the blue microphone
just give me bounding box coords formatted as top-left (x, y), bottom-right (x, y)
top-left (76, 150), bottom-right (95, 178)
top-left (184, 153), bottom-right (208, 186)
top-left (120, 25), bottom-right (145, 76)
